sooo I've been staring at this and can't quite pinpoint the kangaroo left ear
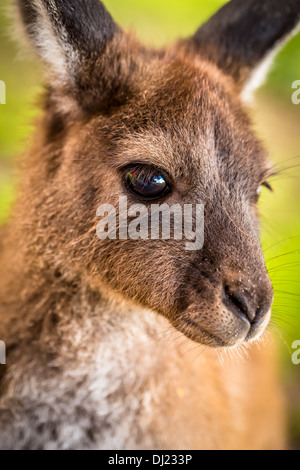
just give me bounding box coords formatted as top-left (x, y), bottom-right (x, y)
top-left (186, 0), bottom-right (300, 101)
top-left (14, 0), bottom-right (127, 113)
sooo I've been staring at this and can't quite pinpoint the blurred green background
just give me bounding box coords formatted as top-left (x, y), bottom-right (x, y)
top-left (0, 0), bottom-right (300, 447)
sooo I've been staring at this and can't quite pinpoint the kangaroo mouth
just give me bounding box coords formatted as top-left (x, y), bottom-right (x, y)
top-left (175, 318), bottom-right (230, 348)
top-left (172, 308), bottom-right (271, 348)
top-left (244, 311), bottom-right (271, 343)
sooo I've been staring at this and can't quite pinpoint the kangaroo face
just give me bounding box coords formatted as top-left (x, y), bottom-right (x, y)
top-left (15, 0), bottom-right (300, 347)
top-left (62, 57), bottom-right (273, 348)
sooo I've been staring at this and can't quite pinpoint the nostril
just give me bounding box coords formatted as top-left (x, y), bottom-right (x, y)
top-left (223, 285), bottom-right (256, 323)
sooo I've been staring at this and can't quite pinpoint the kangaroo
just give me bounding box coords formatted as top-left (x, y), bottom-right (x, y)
top-left (0, 0), bottom-right (299, 450)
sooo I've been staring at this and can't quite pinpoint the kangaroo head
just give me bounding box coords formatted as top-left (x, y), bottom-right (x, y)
top-left (15, 0), bottom-right (300, 347)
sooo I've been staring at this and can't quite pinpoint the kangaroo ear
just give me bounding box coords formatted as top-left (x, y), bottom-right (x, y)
top-left (187, 0), bottom-right (300, 101)
top-left (14, 0), bottom-right (122, 112)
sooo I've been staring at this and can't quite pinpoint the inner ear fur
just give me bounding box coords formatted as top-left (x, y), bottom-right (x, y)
top-left (14, 0), bottom-right (135, 113)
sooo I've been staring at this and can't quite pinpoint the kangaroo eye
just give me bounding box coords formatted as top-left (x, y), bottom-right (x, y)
top-left (125, 166), bottom-right (170, 199)
top-left (256, 181), bottom-right (274, 201)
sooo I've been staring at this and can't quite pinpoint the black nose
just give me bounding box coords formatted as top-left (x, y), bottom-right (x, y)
top-left (223, 285), bottom-right (257, 323)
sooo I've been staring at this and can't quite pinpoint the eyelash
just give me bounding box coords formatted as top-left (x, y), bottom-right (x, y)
top-left (262, 181), bottom-right (274, 192)
top-left (255, 181), bottom-right (274, 202)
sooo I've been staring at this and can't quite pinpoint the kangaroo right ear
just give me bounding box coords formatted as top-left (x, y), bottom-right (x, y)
top-left (186, 0), bottom-right (300, 101)
top-left (14, 0), bottom-right (123, 112)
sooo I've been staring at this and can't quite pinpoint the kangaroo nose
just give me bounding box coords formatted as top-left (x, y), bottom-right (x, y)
top-left (223, 285), bottom-right (256, 323)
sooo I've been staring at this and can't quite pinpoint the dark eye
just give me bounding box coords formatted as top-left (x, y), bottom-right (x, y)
top-left (125, 166), bottom-right (171, 199)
